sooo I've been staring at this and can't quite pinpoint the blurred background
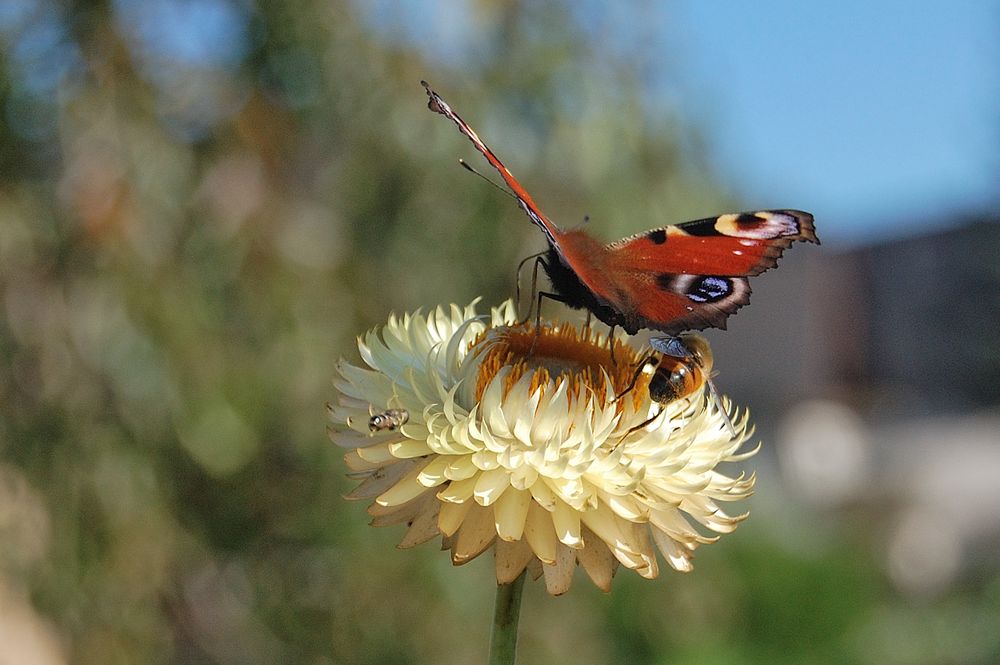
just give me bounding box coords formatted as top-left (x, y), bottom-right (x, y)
top-left (1, 1), bottom-right (998, 663)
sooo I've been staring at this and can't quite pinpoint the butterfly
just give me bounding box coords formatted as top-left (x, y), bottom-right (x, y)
top-left (422, 81), bottom-right (818, 337)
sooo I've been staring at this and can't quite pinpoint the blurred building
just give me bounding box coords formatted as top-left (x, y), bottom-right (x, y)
top-left (709, 214), bottom-right (1000, 423)
top-left (739, 214), bottom-right (1000, 597)
top-left (822, 215), bottom-right (1000, 419)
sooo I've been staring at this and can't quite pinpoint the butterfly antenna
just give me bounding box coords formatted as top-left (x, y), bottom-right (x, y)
top-left (459, 159), bottom-right (517, 200)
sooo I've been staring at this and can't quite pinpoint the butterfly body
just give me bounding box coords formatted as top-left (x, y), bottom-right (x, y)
top-left (539, 242), bottom-right (629, 331)
top-left (422, 81), bottom-right (818, 336)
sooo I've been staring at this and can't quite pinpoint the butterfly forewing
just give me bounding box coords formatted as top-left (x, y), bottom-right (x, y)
top-left (606, 210), bottom-right (817, 277)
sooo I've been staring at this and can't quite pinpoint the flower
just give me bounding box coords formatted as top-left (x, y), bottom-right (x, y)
top-left (328, 300), bottom-right (758, 595)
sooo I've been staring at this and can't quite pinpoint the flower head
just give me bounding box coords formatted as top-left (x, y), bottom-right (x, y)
top-left (328, 301), bottom-right (758, 594)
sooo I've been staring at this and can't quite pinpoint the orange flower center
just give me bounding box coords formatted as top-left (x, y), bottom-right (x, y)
top-left (469, 323), bottom-right (647, 410)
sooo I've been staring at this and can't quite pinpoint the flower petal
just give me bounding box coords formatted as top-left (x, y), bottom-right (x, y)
top-left (369, 497), bottom-right (426, 527)
top-left (452, 503), bottom-right (497, 565)
top-left (438, 499), bottom-right (473, 537)
top-left (374, 458), bottom-right (435, 506)
top-left (398, 496), bottom-right (441, 549)
top-left (389, 439), bottom-right (433, 459)
top-left (474, 467), bottom-right (511, 506)
top-left (416, 456), bottom-right (453, 487)
top-left (437, 475), bottom-right (478, 504)
top-left (494, 488), bottom-right (531, 542)
top-left (542, 542), bottom-right (576, 595)
top-left (524, 501), bottom-right (557, 564)
top-left (651, 527), bottom-right (694, 572)
top-left (345, 459), bottom-right (419, 500)
top-left (495, 538), bottom-right (534, 584)
top-left (551, 500), bottom-right (583, 549)
top-left (577, 526), bottom-right (616, 592)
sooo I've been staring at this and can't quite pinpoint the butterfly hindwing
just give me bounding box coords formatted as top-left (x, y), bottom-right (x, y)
top-left (620, 273), bottom-right (751, 335)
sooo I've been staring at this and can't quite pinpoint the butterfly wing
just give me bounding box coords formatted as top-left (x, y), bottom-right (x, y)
top-left (594, 210), bottom-right (818, 334)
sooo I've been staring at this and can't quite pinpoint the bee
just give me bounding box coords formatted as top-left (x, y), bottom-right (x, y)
top-left (368, 408), bottom-right (409, 432)
top-left (620, 334), bottom-right (734, 435)
top-left (645, 335), bottom-right (712, 404)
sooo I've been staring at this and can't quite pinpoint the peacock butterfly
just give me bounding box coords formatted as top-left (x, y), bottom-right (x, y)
top-left (422, 81), bottom-right (818, 336)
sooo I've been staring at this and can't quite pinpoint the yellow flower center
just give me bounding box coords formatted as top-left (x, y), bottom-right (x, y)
top-left (470, 322), bottom-right (647, 410)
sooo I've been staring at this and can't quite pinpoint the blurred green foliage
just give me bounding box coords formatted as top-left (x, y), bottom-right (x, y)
top-left (1, 1), bottom-right (998, 664)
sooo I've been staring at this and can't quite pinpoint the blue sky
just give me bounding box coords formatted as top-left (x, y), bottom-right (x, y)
top-left (662, 1), bottom-right (998, 246)
top-left (360, 0), bottom-right (998, 247)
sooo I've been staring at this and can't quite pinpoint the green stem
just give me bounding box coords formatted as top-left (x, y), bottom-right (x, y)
top-left (488, 570), bottom-right (527, 665)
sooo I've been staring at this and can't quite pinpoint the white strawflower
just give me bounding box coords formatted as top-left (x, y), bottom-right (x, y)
top-left (328, 300), bottom-right (757, 595)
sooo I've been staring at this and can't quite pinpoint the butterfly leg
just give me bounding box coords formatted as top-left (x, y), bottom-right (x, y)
top-left (515, 251), bottom-right (548, 323)
top-left (527, 290), bottom-right (568, 355)
top-left (607, 325), bottom-right (618, 366)
top-left (534, 291), bottom-right (568, 328)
